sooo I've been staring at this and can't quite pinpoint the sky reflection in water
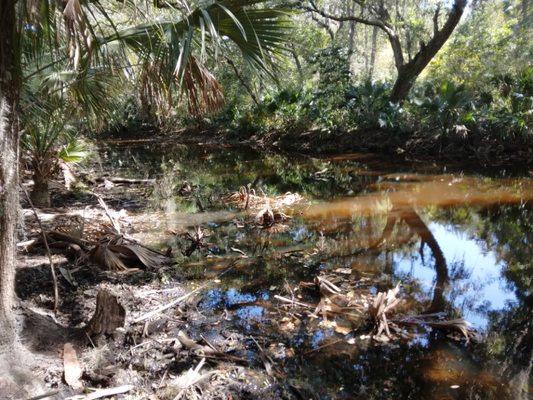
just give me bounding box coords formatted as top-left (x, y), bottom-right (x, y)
top-left (395, 222), bottom-right (516, 329)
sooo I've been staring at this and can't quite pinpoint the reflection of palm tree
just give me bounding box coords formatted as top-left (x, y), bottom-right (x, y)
top-left (375, 205), bottom-right (450, 313)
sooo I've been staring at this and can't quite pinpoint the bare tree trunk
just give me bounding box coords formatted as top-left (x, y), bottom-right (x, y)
top-left (368, 26), bottom-right (378, 80)
top-left (363, 25), bottom-right (369, 73)
top-left (390, 0), bottom-right (467, 102)
top-left (347, 0), bottom-right (356, 69)
top-left (521, 0), bottom-right (529, 25)
top-left (305, 0), bottom-right (467, 102)
top-left (0, 0), bottom-right (21, 351)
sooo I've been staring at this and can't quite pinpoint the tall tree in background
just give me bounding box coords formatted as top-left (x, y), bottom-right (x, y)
top-left (306, 0), bottom-right (468, 102)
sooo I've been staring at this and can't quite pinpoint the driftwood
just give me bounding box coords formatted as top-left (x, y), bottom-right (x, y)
top-left (86, 290), bottom-right (126, 337)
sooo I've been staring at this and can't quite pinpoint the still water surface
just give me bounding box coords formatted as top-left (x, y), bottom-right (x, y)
top-left (100, 141), bottom-right (532, 399)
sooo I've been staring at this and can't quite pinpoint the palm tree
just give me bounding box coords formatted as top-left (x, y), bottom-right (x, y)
top-left (0, 0), bottom-right (289, 394)
top-left (18, 0), bottom-right (289, 206)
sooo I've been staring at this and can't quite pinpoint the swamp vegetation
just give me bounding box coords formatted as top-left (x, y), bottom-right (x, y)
top-left (0, 0), bottom-right (532, 399)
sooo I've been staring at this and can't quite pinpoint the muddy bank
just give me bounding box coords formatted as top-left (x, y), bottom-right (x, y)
top-left (100, 126), bottom-right (533, 170)
top-left (13, 143), bottom-right (533, 399)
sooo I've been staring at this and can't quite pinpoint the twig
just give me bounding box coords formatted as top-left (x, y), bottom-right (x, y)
top-left (134, 289), bottom-right (200, 324)
top-left (274, 295), bottom-right (315, 308)
top-left (134, 264), bottom-right (235, 323)
top-left (65, 384), bottom-right (134, 400)
top-left (303, 338), bottom-right (344, 355)
top-left (158, 368), bottom-right (169, 389)
top-left (21, 184), bottom-right (59, 313)
top-left (93, 192), bottom-right (121, 234)
top-left (230, 247), bottom-right (247, 256)
top-left (27, 390), bottom-right (60, 400)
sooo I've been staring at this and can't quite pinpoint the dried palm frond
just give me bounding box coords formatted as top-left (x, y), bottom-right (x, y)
top-left (182, 57), bottom-right (224, 117)
top-left (89, 236), bottom-right (171, 271)
top-left (225, 188), bottom-right (304, 212)
top-left (369, 283), bottom-right (402, 338)
top-left (255, 205), bottom-right (275, 227)
top-left (310, 276), bottom-right (366, 326)
top-left (181, 226), bottom-right (207, 256)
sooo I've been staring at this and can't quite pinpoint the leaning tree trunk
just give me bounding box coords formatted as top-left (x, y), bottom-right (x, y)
top-left (0, 0), bottom-right (21, 351)
top-left (390, 65), bottom-right (421, 103)
top-left (390, 0), bottom-right (467, 102)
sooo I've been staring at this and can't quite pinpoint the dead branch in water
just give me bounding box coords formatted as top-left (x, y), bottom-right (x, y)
top-left (134, 263), bottom-right (236, 323)
top-left (96, 176), bottom-right (155, 184)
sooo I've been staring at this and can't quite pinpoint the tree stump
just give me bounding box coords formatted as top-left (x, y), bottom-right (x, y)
top-left (86, 290), bottom-right (126, 338)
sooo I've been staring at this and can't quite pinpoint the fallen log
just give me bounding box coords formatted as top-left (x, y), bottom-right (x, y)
top-left (96, 177), bottom-right (155, 184)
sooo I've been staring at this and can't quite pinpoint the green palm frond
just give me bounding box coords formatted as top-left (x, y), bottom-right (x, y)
top-left (96, 0), bottom-right (290, 115)
top-left (40, 67), bottom-right (122, 118)
top-left (101, 0), bottom-right (291, 80)
top-left (58, 137), bottom-right (89, 163)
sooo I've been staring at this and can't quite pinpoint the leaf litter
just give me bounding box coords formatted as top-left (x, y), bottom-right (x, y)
top-left (19, 180), bottom-right (480, 399)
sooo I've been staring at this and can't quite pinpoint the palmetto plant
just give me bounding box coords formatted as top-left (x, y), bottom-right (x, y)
top-left (22, 103), bottom-right (88, 206)
top-left (415, 80), bottom-right (474, 132)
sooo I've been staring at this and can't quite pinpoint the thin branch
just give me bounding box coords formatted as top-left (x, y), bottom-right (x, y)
top-left (133, 263), bottom-right (235, 323)
top-left (93, 192), bottom-right (121, 234)
top-left (309, 12), bottom-right (335, 39)
top-left (20, 184), bottom-right (59, 313)
top-left (304, 0), bottom-right (386, 29)
top-left (224, 57), bottom-right (260, 107)
top-left (304, 0), bottom-right (405, 68)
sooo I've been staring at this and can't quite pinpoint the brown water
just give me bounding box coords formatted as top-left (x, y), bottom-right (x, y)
top-left (99, 142), bottom-right (532, 399)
